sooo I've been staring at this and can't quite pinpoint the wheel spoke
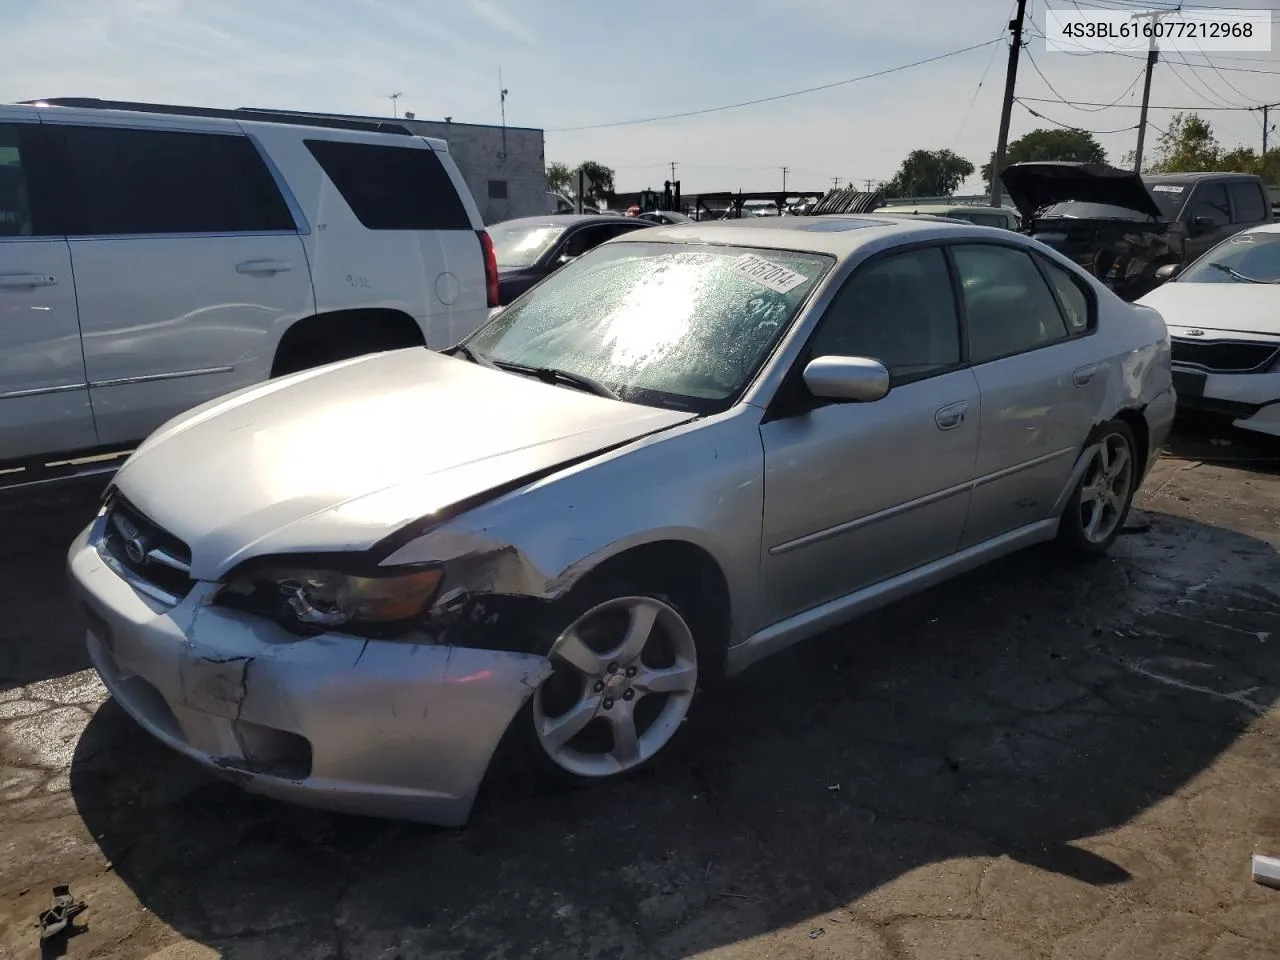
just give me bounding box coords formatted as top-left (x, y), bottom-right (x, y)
top-left (553, 629), bottom-right (605, 677)
top-left (634, 660), bottom-right (697, 696)
top-left (608, 708), bottom-right (641, 765)
top-left (1083, 501), bottom-right (1103, 539)
top-left (1106, 445), bottom-right (1130, 481)
top-left (1097, 442), bottom-right (1111, 475)
top-left (615, 600), bottom-right (660, 662)
top-left (538, 695), bottom-right (599, 750)
top-left (1080, 480), bottom-right (1102, 503)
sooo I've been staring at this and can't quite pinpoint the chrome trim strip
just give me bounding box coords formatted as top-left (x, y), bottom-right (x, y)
top-left (971, 446), bottom-right (1075, 489)
top-left (68, 231), bottom-right (299, 242)
top-left (769, 479), bottom-right (971, 556)
top-left (146, 547), bottom-right (191, 574)
top-left (90, 366), bottom-right (233, 388)
top-left (95, 542), bottom-right (181, 607)
top-left (0, 382), bottom-right (87, 400)
top-left (770, 446), bottom-right (1074, 556)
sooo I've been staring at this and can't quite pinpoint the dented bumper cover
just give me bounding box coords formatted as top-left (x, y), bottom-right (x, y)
top-left (67, 519), bottom-right (552, 826)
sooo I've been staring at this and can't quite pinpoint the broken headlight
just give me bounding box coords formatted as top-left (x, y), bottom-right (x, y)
top-left (219, 564), bottom-right (443, 635)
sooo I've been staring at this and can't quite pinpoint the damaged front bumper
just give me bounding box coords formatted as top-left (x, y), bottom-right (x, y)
top-left (67, 519), bottom-right (552, 826)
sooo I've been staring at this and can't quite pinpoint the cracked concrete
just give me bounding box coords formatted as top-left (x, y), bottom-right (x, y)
top-left (1, 425), bottom-right (1278, 958)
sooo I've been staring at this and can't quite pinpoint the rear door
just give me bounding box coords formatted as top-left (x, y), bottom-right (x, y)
top-left (950, 243), bottom-right (1104, 547)
top-left (48, 114), bottom-right (314, 447)
top-left (0, 108), bottom-right (97, 462)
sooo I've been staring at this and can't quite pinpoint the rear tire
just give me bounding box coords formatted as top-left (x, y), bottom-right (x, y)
top-left (1057, 419), bottom-right (1138, 558)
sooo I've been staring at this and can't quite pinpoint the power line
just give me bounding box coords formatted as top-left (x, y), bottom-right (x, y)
top-left (1025, 46), bottom-right (1147, 112)
top-left (952, 5), bottom-right (1011, 146)
top-left (1016, 95), bottom-right (1269, 112)
top-left (546, 37), bottom-right (1003, 132)
top-left (1015, 98), bottom-right (1139, 134)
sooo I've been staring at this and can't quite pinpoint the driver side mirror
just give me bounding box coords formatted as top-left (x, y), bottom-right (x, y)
top-left (802, 356), bottom-right (890, 403)
top-left (1154, 263), bottom-right (1180, 283)
top-left (556, 253), bottom-right (579, 266)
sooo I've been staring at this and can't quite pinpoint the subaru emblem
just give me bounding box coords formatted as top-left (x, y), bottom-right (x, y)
top-left (124, 536), bottom-right (148, 565)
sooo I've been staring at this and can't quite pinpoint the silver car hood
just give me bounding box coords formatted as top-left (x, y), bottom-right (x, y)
top-left (112, 349), bottom-right (696, 580)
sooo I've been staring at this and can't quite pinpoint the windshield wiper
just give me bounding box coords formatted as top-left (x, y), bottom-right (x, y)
top-left (1206, 261), bottom-right (1277, 284)
top-left (493, 360), bottom-right (620, 400)
top-left (445, 343), bottom-right (499, 369)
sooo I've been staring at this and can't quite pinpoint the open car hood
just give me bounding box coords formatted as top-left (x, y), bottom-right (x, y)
top-left (1000, 162), bottom-right (1164, 222)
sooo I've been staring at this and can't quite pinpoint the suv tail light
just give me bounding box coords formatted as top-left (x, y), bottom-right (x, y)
top-left (478, 230), bottom-right (499, 308)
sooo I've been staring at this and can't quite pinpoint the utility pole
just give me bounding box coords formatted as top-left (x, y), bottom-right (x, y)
top-left (388, 92), bottom-right (402, 118)
top-left (864, 178), bottom-right (875, 192)
top-left (1256, 102), bottom-right (1280, 154)
top-left (831, 176), bottom-right (842, 190)
top-left (988, 0), bottom-right (1027, 209)
top-left (1130, 10), bottom-right (1173, 173)
top-left (670, 161), bottom-right (678, 182)
top-left (781, 166), bottom-right (789, 192)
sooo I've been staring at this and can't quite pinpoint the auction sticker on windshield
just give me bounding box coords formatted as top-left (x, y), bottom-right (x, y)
top-left (731, 254), bottom-right (809, 294)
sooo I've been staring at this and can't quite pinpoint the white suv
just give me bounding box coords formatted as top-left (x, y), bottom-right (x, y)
top-left (0, 99), bottom-right (498, 481)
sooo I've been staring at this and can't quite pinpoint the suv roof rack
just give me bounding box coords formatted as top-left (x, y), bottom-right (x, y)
top-left (22, 98), bottom-right (414, 136)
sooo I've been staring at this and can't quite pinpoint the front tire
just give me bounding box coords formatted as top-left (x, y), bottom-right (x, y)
top-left (1058, 420), bottom-right (1138, 557)
top-left (517, 583), bottom-right (703, 788)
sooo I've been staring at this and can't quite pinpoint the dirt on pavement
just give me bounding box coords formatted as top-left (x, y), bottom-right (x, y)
top-left (1, 426), bottom-right (1278, 959)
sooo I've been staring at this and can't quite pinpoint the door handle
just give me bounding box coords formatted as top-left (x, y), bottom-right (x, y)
top-left (0, 273), bottom-right (56, 288)
top-left (235, 259), bottom-right (292, 275)
top-left (934, 401), bottom-right (969, 431)
top-left (1073, 363), bottom-right (1099, 387)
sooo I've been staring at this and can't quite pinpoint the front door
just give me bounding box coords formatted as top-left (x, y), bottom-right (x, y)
top-left (949, 243), bottom-right (1103, 547)
top-left (0, 110), bottom-right (97, 462)
top-left (759, 245), bottom-right (980, 624)
top-left (47, 115), bottom-right (315, 447)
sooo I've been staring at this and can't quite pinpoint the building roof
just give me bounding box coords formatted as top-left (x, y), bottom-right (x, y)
top-left (241, 106), bottom-right (544, 135)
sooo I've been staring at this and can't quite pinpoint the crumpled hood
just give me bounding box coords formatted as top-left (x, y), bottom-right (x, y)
top-left (1001, 162), bottom-right (1164, 222)
top-left (1138, 282), bottom-right (1280, 339)
top-left (112, 349), bottom-right (696, 580)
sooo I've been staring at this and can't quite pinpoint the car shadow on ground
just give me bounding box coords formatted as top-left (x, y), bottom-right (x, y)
top-left (68, 504), bottom-right (1280, 958)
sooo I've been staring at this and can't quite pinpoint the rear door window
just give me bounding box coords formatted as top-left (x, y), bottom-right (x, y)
top-left (1228, 181), bottom-right (1267, 224)
top-left (951, 244), bottom-right (1070, 363)
top-left (60, 125), bottom-right (295, 236)
top-left (305, 139), bottom-right (471, 231)
top-left (0, 123), bottom-right (55, 237)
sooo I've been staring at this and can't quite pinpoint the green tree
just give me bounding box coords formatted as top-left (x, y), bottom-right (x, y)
top-left (546, 162), bottom-right (574, 195)
top-left (982, 128), bottom-right (1107, 187)
top-left (576, 161), bottom-right (616, 202)
top-left (1144, 113), bottom-right (1220, 173)
top-left (880, 149), bottom-right (975, 199)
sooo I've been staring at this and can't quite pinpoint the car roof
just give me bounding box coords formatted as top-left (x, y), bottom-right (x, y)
top-left (491, 214), bottom-right (646, 228)
top-left (883, 204), bottom-right (1013, 216)
top-left (612, 215), bottom-right (1020, 258)
top-left (1142, 171), bottom-right (1261, 183)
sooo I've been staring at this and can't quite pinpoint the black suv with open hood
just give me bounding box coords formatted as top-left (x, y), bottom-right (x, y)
top-left (1001, 162), bottom-right (1271, 301)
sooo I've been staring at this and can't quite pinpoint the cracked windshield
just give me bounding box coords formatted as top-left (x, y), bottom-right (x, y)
top-left (466, 242), bottom-right (830, 411)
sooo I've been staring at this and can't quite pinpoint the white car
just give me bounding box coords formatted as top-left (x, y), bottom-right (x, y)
top-left (1, 98), bottom-right (496, 484)
top-left (1139, 223), bottom-right (1280, 438)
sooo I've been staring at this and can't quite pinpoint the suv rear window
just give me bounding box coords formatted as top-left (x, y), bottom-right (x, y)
top-left (60, 126), bottom-right (295, 236)
top-left (305, 139), bottom-right (471, 231)
top-left (1229, 181), bottom-right (1267, 223)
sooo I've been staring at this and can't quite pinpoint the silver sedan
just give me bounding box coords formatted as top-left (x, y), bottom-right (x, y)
top-left (68, 215), bottom-right (1176, 825)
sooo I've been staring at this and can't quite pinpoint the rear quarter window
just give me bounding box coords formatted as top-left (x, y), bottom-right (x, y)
top-left (305, 139), bottom-right (471, 231)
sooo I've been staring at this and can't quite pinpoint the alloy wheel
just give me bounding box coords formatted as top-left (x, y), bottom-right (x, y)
top-left (1079, 432), bottom-right (1134, 545)
top-left (533, 596), bottom-right (698, 778)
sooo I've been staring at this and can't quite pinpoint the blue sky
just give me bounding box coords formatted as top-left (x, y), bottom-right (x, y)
top-left (4, 0), bottom-right (1280, 194)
